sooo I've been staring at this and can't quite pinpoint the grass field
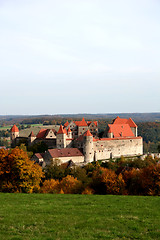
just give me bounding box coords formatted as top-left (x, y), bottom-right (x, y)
top-left (0, 124), bottom-right (40, 131)
top-left (0, 194), bottom-right (160, 240)
top-left (0, 126), bottom-right (12, 131)
top-left (0, 124), bottom-right (44, 131)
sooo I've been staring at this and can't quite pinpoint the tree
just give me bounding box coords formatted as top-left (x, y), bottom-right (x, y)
top-left (92, 167), bottom-right (125, 195)
top-left (28, 141), bottom-right (48, 154)
top-left (140, 164), bottom-right (160, 195)
top-left (0, 147), bottom-right (44, 193)
top-left (41, 179), bottom-right (60, 193)
top-left (44, 160), bottom-right (66, 180)
top-left (122, 168), bottom-right (141, 195)
top-left (60, 175), bottom-right (82, 194)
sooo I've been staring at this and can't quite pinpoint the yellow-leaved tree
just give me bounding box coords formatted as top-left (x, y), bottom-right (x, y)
top-left (0, 147), bottom-right (44, 193)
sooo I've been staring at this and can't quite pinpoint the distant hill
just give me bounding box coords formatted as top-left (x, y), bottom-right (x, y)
top-left (0, 112), bottom-right (160, 124)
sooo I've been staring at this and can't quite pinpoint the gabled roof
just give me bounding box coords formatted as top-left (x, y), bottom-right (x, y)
top-left (36, 129), bottom-right (56, 139)
top-left (36, 129), bottom-right (47, 138)
top-left (113, 116), bottom-right (137, 128)
top-left (28, 131), bottom-right (35, 137)
top-left (84, 129), bottom-right (93, 137)
top-left (64, 121), bottom-right (69, 127)
top-left (11, 125), bottom-right (19, 132)
top-left (48, 148), bottom-right (84, 158)
top-left (44, 129), bottom-right (56, 138)
top-left (35, 153), bottom-right (44, 159)
top-left (127, 118), bottom-right (137, 128)
top-left (74, 117), bottom-right (88, 127)
top-left (57, 125), bottom-right (66, 134)
top-left (108, 124), bottom-right (134, 138)
top-left (87, 121), bottom-right (98, 127)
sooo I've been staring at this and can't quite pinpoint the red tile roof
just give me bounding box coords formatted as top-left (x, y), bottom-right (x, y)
top-left (36, 129), bottom-right (47, 138)
top-left (36, 129), bottom-right (56, 138)
top-left (74, 117), bottom-right (88, 127)
top-left (113, 116), bottom-right (137, 128)
top-left (64, 121), bottom-right (69, 127)
top-left (84, 130), bottom-right (93, 137)
top-left (108, 124), bottom-right (135, 137)
top-left (127, 118), bottom-right (137, 128)
top-left (63, 128), bottom-right (68, 135)
top-left (57, 125), bottom-right (66, 134)
top-left (48, 148), bottom-right (84, 158)
top-left (67, 127), bottom-right (72, 133)
top-left (11, 125), bottom-right (19, 132)
top-left (35, 153), bottom-right (44, 159)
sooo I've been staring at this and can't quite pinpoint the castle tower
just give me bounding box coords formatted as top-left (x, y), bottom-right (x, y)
top-left (83, 130), bottom-right (94, 163)
top-left (10, 125), bottom-right (19, 141)
top-left (10, 125), bottom-right (19, 147)
top-left (67, 127), bottom-right (72, 139)
top-left (28, 131), bottom-right (36, 145)
top-left (56, 125), bottom-right (66, 149)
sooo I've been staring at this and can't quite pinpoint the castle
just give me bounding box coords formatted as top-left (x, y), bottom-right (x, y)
top-left (10, 117), bottom-right (143, 166)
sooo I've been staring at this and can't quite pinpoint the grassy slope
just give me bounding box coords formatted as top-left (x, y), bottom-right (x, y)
top-left (0, 194), bottom-right (160, 240)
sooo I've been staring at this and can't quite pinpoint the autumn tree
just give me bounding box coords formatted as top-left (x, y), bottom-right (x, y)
top-left (122, 168), bottom-right (141, 195)
top-left (41, 179), bottom-right (60, 193)
top-left (92, 167), bottom-right (125, 195)
top-left (60, 175), bottom-right (82, 194)
top-left (0, 147), bottom-right (44, 193)
top-left (140, 164), bottom-right (160, 195)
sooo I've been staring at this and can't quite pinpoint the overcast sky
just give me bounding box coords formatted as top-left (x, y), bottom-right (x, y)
top-left (0, 0), bottom-right (160, 115)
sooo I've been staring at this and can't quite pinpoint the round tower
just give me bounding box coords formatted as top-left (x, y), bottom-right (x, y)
top-left (10, 124), bottom-right (19, 141)
top-left (56, 125), bottom-right (66, 149)
top-left (83, 130), bottom-right (94, 163)
top-left (10, 125), bottom-right (19, 147)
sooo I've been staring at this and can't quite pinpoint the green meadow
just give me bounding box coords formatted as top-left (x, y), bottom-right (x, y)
top-left (0, 194), bottom-right (160, 240)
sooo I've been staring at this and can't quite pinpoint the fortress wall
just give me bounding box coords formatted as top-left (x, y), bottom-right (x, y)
top-left (93, 137), bottom-right (143, 160)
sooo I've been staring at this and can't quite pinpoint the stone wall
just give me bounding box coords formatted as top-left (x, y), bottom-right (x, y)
top-left (93, 137), bottom-right (143, 160)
